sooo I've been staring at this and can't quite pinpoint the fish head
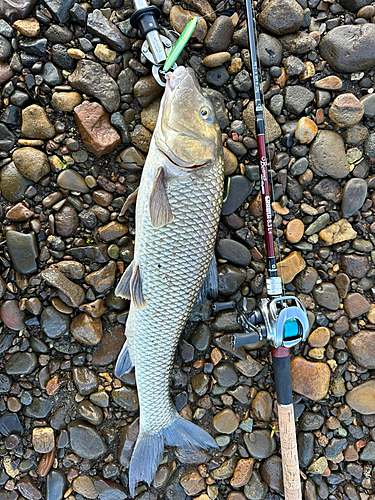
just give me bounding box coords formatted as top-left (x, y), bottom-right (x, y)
top-left (155, 66), bottom-right (222, 171)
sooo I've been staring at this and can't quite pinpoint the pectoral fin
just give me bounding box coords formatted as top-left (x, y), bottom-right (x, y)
top-left (115, 261), bottom-right (135, 299)
top-left (130, 263), bottom-right (147, 309)
top-left (149, 167), bottom-right (174, 228)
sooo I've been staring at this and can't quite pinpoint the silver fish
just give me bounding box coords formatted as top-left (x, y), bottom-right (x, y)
top-left (114, 66), bottom-right (224, 496)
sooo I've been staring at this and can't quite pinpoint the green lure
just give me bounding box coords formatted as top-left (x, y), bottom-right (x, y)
top-left (163, 17), bottom-right (198, 72)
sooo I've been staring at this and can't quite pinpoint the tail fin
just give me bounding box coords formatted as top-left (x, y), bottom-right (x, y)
top-left (128, 413), bottom-right (217, 497)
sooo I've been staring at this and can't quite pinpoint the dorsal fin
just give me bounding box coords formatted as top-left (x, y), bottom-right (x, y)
top-left (149, 167), bottom-right (174, 228)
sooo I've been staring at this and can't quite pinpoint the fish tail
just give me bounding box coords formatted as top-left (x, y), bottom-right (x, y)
top-left (128, 413), bottom-right (217, 496)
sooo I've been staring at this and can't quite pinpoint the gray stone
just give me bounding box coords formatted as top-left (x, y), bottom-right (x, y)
top-left (190, 323), bottom-right (211, 351)
top-left (0, 35), bottom-right (11, 62)
top-left (205, 16), bottom-right (234, 53)
top-left (213, 362), bottom-right (238, 387)
top-left (360, 94), bottom-right (375, 118)
top-left (69, 60), bottom-right (120, 113)
top-left (360, 441), bottom-right (375, 461)
top-left (320, 25), bottom-right (375, 73)
top-left (313, 282), bottom-right (340, 310)
top-left (222, 175), bottom-right (252, 215)
top-left (57, 169), bottom-right (89, 193)
top-left (244, 470), bottom-right (268, 500)
top-left (258, 0), bottom-right (304, 35)
top-left (6, 230), bottom-right (38, 274)
top-left (0, 0), bottom-right (38, 23)
top-left (340, 0), bottom-right (369, 11)
top-left (118, 68), bottom-right (137, 94)
top-left (206, 67), bottom-right (230, 87)
top-left (41, 62), bottom-right (62, 86)
top-left (244, 430), bottom-right (276, 459)
top-left (284, 85), bottom-right (314, 115)
top-left (342, 178), bottom-right (367, 218)
top-left (46, 470), bottom-right (66, 500)
top-left (72, 367), bottom-right (98, 395)
top-left (325, 438), bottom-right (347, 458)
top-left (218, 264), bottom-right (247, 296)
top-left (43, 0), bottom-right (77, 22)
top-left (299, 412), bottom-right (324, 431)
top-left (52, 44), bottom-right (75, 71)
top-left (87, 9), bottom-right (130, 51)
top-left (68, 420), bottom-right (107, 459)
top-left (280, 31), bottom-right (319, 54)
top-left (19, 38), bottom-right (47, 57)
top-left (260, 455), bottom-right (283, 494)
top-left (364, 133), bottom-right (375, 157)
top-left (216, 239), bottom-right (251, 266)
top-left (233, 70), bottom-right (252, 92)
top-left (0, 123), bottom-right (15, 151)
top-left (0, 20), bottom-right (15, 38)
top-left (5, 352), bottom-right (37, 375)
top-left (258, 33), bottom-right (283, 67)
top-left (309, 131), bottom-right (350, 179)
top-left (0, 412), bottom-right (23, 436)
top-left (298, 432), bottom-right (314, 468)
top-left (41, 268), bottom-right (85, 308)
top-left (293, 267), bottom-right (318, 293)
top-left (45, 25), bottom-right (73, 44)
top-left (41, 306), bottom-right (70, 339)
top-left (24, 397), bottom-right (52, 418)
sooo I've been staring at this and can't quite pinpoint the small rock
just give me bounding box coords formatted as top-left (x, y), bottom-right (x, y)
top-left (308, 456), bottom-right (328, 475)
top-left (52, 92), bottom-right (82, 112)
top-left (32, 427), bottom-right (54, 453)
top-left (341, 178), bottom-right (367, 218)
top-left (6, 230), bottom-right (38, 274)
top-left (258, 0), bottom-right (304, 35)
top-left (56, 169), bottom-right (89, 193)
top-left (295, 117), bottom-right (317, 144)
top-left (244, 430), bottom-right (276, 459)
top-left (308, 327), bottom-right (330, 347)
top-left (231, 459), bottom-right (254, 488)
top-left (71, 313), bottom-right (103, 346)
top-left (286, 219), bottom-right (304, 243)
top-left (98, 221), bottom-right (128, 242)
top-left (205, 16), bottom-right (234, 52)
top-left (41, 268), bottom-right (85, 308)
top-left (276, 251), bottom-right (306, 283)
top-left (252, 391), bottom-right (273, 421)
top-left (329, 94), bottom-right (364, 127)
top-left (87, 9), bottom-right (130, 51)
top-left (260, 456), bottom-right (283, 494)
top-left (68, 420), bottom-right (107, 459)
top-left (319, 219), bottom-right (357, 245)
top-left (243, 103), bottom-right (281, 143)
top-left (291, 357), bottom-right (330, 401)
top-left (41, 306), bottom-right (70, 339)
top-left (12, 147), bottom-right (49, 182)
top-left (21, 105), bottom-right (55, 139)
top-left (203, 52), bottom-right (231, 67)
top-left (134, 75), bottom-right (163, 108)
top-left (313, 283), bottom-right (340, 311)
top-left (73, 475), bottom-right (98, 499)
top-left (346, 380), bottom-right (375, 414)
top-left (180, 470), bottom-right (205, 496)
top-left (170, 7), bottom-right (206, 42)
top-left (343, 293), bottom-right (370, 319)
top-left (284, 85), bottom-right (314, 115)
top-left (74, 101), bottom-right (121, 157)
top-left (55, 206), bottom-right (79, 238)
top-left (17, 476), bottom-right (42, 500)
top-left (68, 60), bottom-right (120, 113)
top-left (314, 76), bottom-right (343, 91)
top-left (73, 367), bottom-right (98, 396)
top-left (212, 409), bottom-right (238, 434)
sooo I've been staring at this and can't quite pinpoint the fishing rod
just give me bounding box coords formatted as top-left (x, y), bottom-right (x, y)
top-left (233, 2), bottom-right (309, 499)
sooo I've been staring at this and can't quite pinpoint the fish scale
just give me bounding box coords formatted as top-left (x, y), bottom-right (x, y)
top-left (127, 153), bottom-right (224, 433)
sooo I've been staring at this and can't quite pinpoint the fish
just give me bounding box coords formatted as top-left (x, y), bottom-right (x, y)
top-left (114, 65), bottom-right (224, 496)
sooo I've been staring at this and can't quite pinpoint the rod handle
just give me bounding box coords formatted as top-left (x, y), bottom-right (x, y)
top-left (277, 403), bottom-right (302, 500)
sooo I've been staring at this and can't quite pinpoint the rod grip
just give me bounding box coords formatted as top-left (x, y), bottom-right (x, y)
top-left (271, 348), bottom-right (293, 406)
top-left (277, 404), bottom-right (302, 500)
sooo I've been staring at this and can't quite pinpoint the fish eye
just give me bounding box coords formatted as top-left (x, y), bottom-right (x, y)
top-left (200, 107), bottom-right (212, 120)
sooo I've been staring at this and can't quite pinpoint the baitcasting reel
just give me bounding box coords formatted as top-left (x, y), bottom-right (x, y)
top-left (234, 279), bottom-right (310, 349)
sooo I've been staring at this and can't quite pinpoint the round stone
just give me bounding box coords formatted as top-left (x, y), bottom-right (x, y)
top-left (212, 409), bottom-right (239, 434)
top-left (68, 420), bottom-right (107, 459)
top-left (251, 391), bottom-right (273, 421)
top-left (41, 306), bottom-right (70, 339)
top-left (341, 178), bottom-right (367, 218)
top-left (308, 327), bottom-right (330, 348)
top-left (1, 300), bottom-right (25, 330)
top-left (313, 282), bottom-right (340, 310)
top-left (329, 93), bottom-right (364, 127)
top-left (77, 400), bottom-right (103, 426)
top-left (52, 92), bottom-right (82, 112)
top-left (286, 219), bottom-right (304, 244)
top-left (5, 352), bottom-right (37, 375)
top-left (190, 323), bottom-right (211, 351)
top-left (216, 239), bottom-right (251, 266)
top-left (213, 362), bottom-right (238, 388)
top-left (12, 147), bottom-right (50, 182)
top-left (244, 430), bottom-right (276, 459)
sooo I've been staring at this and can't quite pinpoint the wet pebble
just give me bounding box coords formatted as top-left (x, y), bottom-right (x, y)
top-left (212, 409), bottom-right (239, 434)
top-left (68, 420), bottom-right (107, 459)
top-left (244, 430), bottom-right (276, 459)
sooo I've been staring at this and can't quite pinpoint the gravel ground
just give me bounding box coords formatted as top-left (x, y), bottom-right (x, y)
top-left (0, 0), bottom-right (375, 499)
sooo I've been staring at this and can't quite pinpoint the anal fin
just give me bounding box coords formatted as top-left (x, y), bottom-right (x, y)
top-left (115, 261), bottom-right (135, 299)
top-left (149, 167), bottom-right (174, 228)
top-left (130, 263), bottom-right (147, 309)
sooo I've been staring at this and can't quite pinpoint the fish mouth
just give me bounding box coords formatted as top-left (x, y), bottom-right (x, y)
top-left (159, 149), bottom-right (209, 170)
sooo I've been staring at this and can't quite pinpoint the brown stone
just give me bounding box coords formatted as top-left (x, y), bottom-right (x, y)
top-left (38, 448), bottom-right (56, 477)
top-left (98, 221), bottom-right (128, 241)
top-left (52, 92), bottom-right (82, 112)
top-left (340, 254), bottom-right (370, 278)
top-left (314, 76), bottom-right (343, 91)
top-left (71, 313), bottom-right (103, 346)
top-left (295, 117), bottom-right (318, 144)
top-left (277, 251), bottom-right (306, 283)
top-left (180, 470), bottom-right (206, 496)
top-left (73, 475), bottom-right (98, 499)
top-left (285, 219), bottom-right (304, 243)
top-left (170, 6), bottom-right (206, 42)
top-left (17, 476), bottom-right (42, 500)
top-left (13, 18), bottom-right (40, 36)
top-left (348, 331), bottom-right (375, 369)
top-left (343, 292), bottom-right (370, 319)
top-left (21, 105), bottom-right (55, 139)
top-left (85, 261), bottom-right (116, 294)
top-left (6, 202), bottom-right (34, 221)
top-left (249, 190), bottom-right (263, 217)
top-left (134, 75), bottom-right (163, 108)
top-left (0, 63), bottom-right (15, 85)
top-left (79, 298), bottom-right (107, 318)
top-left (1, 300), bottom-right (25, 331)
top-left (319, 219), bottom-right (357, 245)
top-left (329, 94), bottom-right (364, 127)
top-left (308, 327), bottom-right (330, 347)
top-left (346, 380), bottom-right (375, 415)
top-left (74, 101), bottom-right (121, 158)
top-left (230, 458), bottom-right (254, 488)
top-left (291, 356), bottom-right (330, 401)
top-left (32, 427), bottom-right (55, 453)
